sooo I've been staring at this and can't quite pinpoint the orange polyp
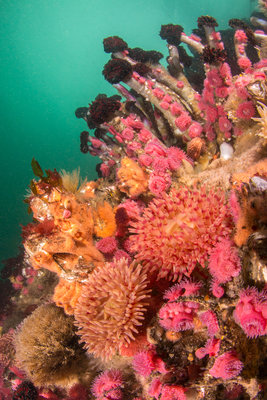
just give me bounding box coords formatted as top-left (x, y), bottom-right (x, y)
top-left (117, 157), bottom-right (148, 198)
top-left (93, 201), bottom-right (116, 238)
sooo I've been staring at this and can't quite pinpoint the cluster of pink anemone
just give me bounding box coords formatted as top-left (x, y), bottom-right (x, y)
top-left (234, 287), bottom-right (267, 338)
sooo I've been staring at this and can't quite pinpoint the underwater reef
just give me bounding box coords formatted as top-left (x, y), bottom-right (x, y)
top-left (1, 1), bottom-right (267, 399)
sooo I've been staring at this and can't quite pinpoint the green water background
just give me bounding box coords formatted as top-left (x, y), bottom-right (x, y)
top-left (0, 0), bottom-right (254, 265)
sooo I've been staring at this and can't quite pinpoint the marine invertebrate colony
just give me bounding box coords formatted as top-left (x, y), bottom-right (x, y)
top-left (2, 1), bottom-right (267, 399)
top-left (129, 186), bottom-right (233, 281)
top-left (14, 304), bottom-right (88, 387)
top-left (74, 258), bottom-right (151, 360)
top-left (209, 351), bottom-right (244, 380)
top-left (234, 287), bottom-right (267, 338)
top-left (91, 369), bottom-right (123, 400)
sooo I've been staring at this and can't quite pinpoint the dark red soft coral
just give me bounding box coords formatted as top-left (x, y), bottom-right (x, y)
top-left (102, 59), bottom-right (133, 84)
top-left (96, 237), bottom-right (118, 255)
top-left (197, 15), bottom-right (218, 28)
top-left (68, 383), bottom-right (88, 400)
top-left (21, 218), bottom-right (55, 240)
top-left (12, 381), bottom-right (38, 400)
top-left (117, 199), bottom-right (145, 222)
top-left (159, 24), bottom-right (184, 46)
top-left (128, 48), bottom-right (163, 64)
top-left (89, 95), bottom-right (121, 125)
top-left (202, 46), bottom-right (227, 64)
top-left (103, 36), bottom-right (128, 53)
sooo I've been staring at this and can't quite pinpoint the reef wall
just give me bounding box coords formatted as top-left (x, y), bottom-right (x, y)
top-left (1, 1), bottom-right (267, 399)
